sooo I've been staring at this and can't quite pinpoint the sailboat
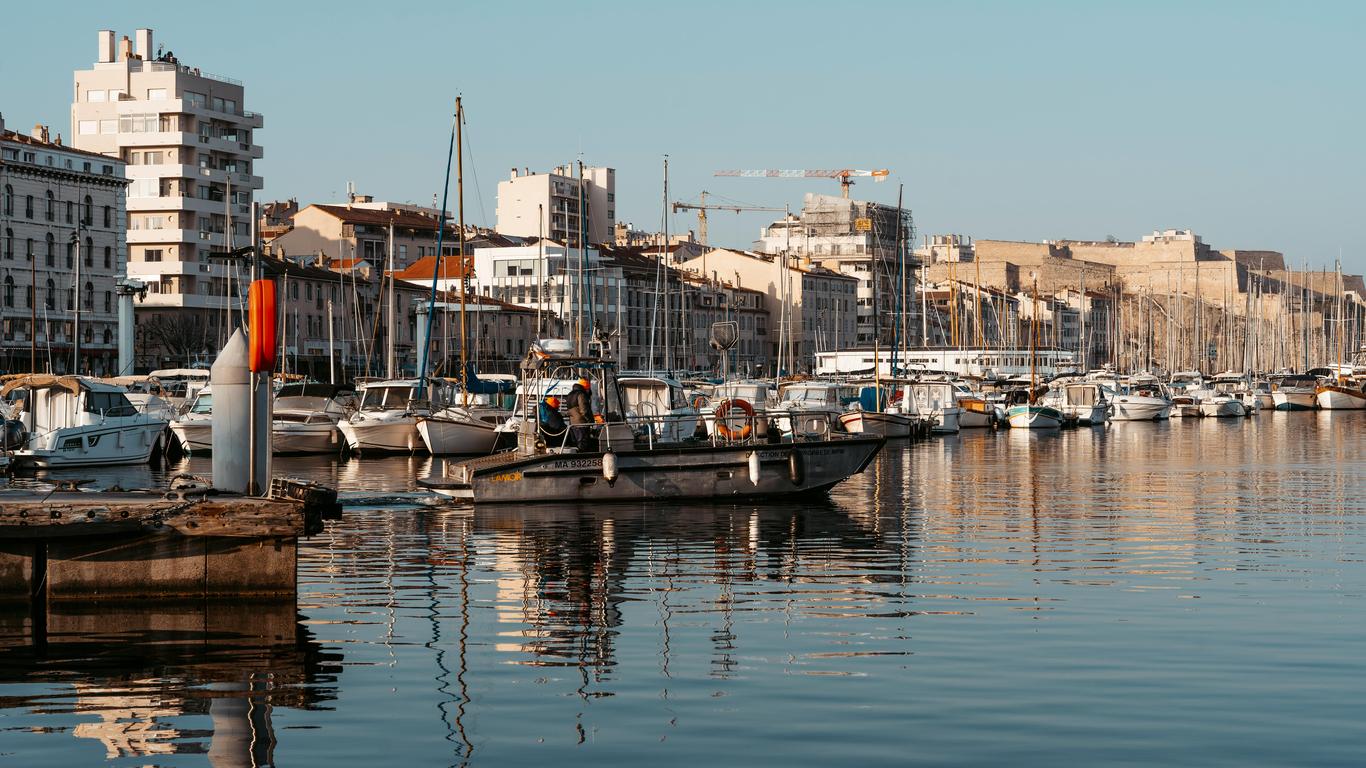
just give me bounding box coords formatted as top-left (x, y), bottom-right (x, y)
top-left (407, 97), bottom-right (502, 456)
top-left (1006, 278), bottom-right (1063, 429)
top-left (1316, 261), bottom-right (1366, 410)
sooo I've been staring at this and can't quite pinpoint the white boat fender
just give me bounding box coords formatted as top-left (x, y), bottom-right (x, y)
top-left (602, 451), bottom-right (619, 485)
top-left (747, 450), bottom-right (761, 486)
top-left (788, 450), bottom-right (804, 486)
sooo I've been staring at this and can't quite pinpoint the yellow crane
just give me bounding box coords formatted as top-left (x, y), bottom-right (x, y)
top-left (713, 168), bottom-right (891, 198)
top-left (671, 192), bottom-right (787, 246)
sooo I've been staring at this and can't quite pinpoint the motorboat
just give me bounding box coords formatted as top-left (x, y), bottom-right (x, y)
top-left (1315, 374), bottom-right (1366, 410)
top-left (272, 382), bottom-right (356, 455)
top-left (146, 368), bottom-right (211, 409)
top-left (1109, 375), bottom-right (1173, 421)
top-left (169, 387), bottom-right (214, 454)
top-left (420, 346), bottom-right (885, 503)
top-left (418, 405), bottom-right (502, 455)
top-left (901, 379), bottom-right (962, 434)
top-left (1202, 373), bottom-right (1251, 417)
top-left (339, 378), bottom-right (455, 454)
top-left (839, 384), bottom-right (915, 438)
top-left (773, 380), bottom-right (854, 438)
top-left (952, 380), bottom-right (996, 428)
top-left (618, 375), bottom-right (701, 444)
top-left (1047, 381), bottom-right (1110, 425)
top-left (697, 380), bottom-right (773, 439)
top-left (1271, 374), bottom-right (1319, 411)
top-left (3, 375), bottom-right (169, 469)
top-left (1250, 378), bottom-right (1276, 411)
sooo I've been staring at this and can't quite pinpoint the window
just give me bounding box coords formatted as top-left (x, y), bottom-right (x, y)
top-left (3, 277), bottom-right (11, 308)
top-left (82, 196), bottom-right (93, 225)
top-left (87, 90), bottom-right (106, 102)
top-left (103, 205), bottom-right (111, 228)
top-left (103, 328), bottom-right (112, 345)
top-left (99, 120), bottom-right (117, 135)
top-left (25, 195), bottom-right (33, 219)
top-left (144, 248), bottom-right (163, 263)
top-left (84, 281), bottom-right (94, 311)
top-left (25, 238), bottom-right (33, 262)
top-left (85, 237), bottom-right (94, 267)
top-left (2, 185), bottom-right (9, 216)
top-left (3, 228), bottom-right (10, 260)
top-left (45, 279), bottom-right (55, 310)
top-left (65, 200), bottom-right (73, 223)
top-left (78, 120), bottom-right (97, 135)
top-left (65, 239), bottom-right (74, 268)
top-left (104, 246), bottom-right (112, 269)
top-left (46, 233), bottom-right (55, 267)
top-left (148, 87), bottom-right (167, 100)
top-left (104, 291), bottom-right (112, 313)
top-left (45, 191), bottom-right (55, 222)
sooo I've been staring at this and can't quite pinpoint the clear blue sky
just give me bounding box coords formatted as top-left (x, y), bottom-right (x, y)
top-left (4, 0), bottom-right (1362, 271)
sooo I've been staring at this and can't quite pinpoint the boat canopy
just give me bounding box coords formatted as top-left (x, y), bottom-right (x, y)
top-left (1, 375), bottom-right (94, 397)
top-left (277, 382), bottom-right (355, 399)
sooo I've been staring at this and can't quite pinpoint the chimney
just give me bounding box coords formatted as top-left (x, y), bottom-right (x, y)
top-left (510, 168), bottom-right (517, 180)
top-left (119, 36), bottom-right (133, 61)
top-left (134, 28), bottom-right (153, 60)
top-left (97, 30), bottom-right (115, 63)
top-left (31, 124), bottom-right (48, 142)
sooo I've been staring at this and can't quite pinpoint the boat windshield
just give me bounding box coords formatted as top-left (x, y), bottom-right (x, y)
top-left (782, 387), bottom-right (833, 404)
top-left (360, 386), bottom-right (415, 411)
top-left (715, 384), bottom-right (768, 403)
top-left (188, 394), bottom-right (212, 414)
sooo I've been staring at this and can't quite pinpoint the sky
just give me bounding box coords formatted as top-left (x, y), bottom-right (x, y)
top-left (3, 0), bottom-right (1363, 271)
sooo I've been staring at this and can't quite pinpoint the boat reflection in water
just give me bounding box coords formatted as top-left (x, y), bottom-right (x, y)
top-left (0, 601), bottom-right (342, 766)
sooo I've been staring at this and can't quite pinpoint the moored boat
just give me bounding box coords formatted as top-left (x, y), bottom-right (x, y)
top-left (169, 387), bottom-right (214, 454)
top-left (1271, 374), bottom-right (1319, 411)
top-left (3, 375), bottom-right (169, 469)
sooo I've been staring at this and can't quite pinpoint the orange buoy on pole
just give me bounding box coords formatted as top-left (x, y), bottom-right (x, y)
top-left (248, 279), bottom-right (277, 373)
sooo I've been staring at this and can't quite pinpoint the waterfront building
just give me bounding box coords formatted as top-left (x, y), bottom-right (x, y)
top-left (754, 193), bottom-right (916, 348)
top-left (496, 166), bottom-right (615, 246)
top-left (0, 116), bottom-right (127, 374)
top-left (71, 28), bottom-right (263, 368)
top-left (678, 248), bottom-right (858, 375)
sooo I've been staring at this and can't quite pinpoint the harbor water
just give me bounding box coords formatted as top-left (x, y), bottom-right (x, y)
top-left (2, 411), bottom-right (1364, 765)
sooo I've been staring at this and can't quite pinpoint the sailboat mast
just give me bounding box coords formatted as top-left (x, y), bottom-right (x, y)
top-left (456, 99), bottom-right (468, 405)
top-left (1030, 276), bottom-right (1038, 402)
top-left (415, 101), bottom-right (459, 401)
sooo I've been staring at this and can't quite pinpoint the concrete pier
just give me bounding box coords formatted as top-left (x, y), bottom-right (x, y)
top-left (0, 479), bottom-right (339, 605)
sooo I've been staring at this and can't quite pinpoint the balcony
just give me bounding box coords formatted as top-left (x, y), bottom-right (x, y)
top-left (127, 260), bottom-right (228, 278)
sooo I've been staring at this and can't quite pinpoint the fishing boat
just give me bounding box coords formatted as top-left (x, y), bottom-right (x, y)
top-left (3, 375), bottom-right (169, 469)
top-left (272, 382), bottom-right (356, 455)
top-left (1271, 374), bottom-right (1319, 411)
top-left (169, 386), bottom-right (214, 454)
top-left (1004, 279), bottom-right (1063, 430)
top-left (420, 347), bottom-right (885, 503)
top-left (1315, 376), bottom-right (1366, 410)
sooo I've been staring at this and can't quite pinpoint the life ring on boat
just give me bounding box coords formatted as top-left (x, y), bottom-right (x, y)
top-left (692, 394), bottom-right (709, 411)
top-left (714, 398), bottom-right (755, 441)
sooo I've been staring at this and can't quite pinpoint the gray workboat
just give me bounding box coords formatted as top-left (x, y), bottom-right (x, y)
top-left (420, 345), bottom-right (885, 504)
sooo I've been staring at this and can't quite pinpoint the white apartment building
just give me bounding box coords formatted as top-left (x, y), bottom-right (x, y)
top-left (1, 116), bottom-right (127, 375)
top-left (755, 193), bottom-right (916, 347)
top-left (71, 27), bottom-right (263, 360)
top-left (496, 166), bottom-right (615, 246)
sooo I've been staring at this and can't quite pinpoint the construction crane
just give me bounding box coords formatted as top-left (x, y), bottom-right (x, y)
top-left (671, 192), bottom-right (787, 246)
top-left (713, 168), bottom-right (891, 198)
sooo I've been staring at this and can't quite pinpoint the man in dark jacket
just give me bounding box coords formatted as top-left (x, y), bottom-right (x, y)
top-left (566, 377), bottom-right (594, 450)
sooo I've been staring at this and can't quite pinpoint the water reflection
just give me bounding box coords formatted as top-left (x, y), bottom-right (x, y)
top-left (0, 601), bottom-right (341, 766)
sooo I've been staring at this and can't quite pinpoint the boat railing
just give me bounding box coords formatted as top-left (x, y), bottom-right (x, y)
top-left (562, 408), bottom-right (850, 454)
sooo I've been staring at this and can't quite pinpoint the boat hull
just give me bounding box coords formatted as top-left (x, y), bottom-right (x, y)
top-left (170, 422), bottom-right (212, 454)
top-left (1199, 399), bottom-right (1247, 418)
top-left (272, 424), bottom-right (342, 454)
top-left (957, 401), bottom-right (995, 428)
top-left (417, 415), bottom-right (500, 455)
top-left (1006, 405), bottom-right (1063, 429)
top-left (1272, 391), bottom-right (1317, 411)
top-left (426, 437), bottom-right (886, 504)
top-left (1110, 398), bottom-right (1172, 421)
top-left (338, 417), bottom-right (425, 454)
top-left (15, 422), bottom-right (167, 468)
top-left (839, 410), bottom-right (913, 438)
top-left (1316, 386), bottom-right (1366, 410)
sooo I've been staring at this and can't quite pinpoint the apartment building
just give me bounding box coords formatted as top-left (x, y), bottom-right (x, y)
top-left (755, 193), bottom-right (916, 347)
top-left (71, 28), bottom-right (263, 354)
top-left (496, 166), bottom-right (615, 246)
top-left (0, 116), bottom-right (127, 374)
top-left (678, 248), bottom-right (858, 375)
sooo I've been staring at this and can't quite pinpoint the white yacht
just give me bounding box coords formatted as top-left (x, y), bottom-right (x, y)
top-left (3, 375), bottom-right (169, 469)
top-left (273, 383), bottom-right (356, 455)
top-left (901, 379), bottom-right (962, 434)
top-left (339, 379), bottom-right (453, 454)
top-left (169, 387), bottom-right (214, 454)
top-left (1109, 375), bottom-right (1173, 421)
top-left (1271, 374), bottom-right (1319, 411)
top-left (1202, 373), bottom-right (1251, 417)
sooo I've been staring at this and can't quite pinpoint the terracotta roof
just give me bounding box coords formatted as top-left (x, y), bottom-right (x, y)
top-left (393, 254), bottom-right (472, 281)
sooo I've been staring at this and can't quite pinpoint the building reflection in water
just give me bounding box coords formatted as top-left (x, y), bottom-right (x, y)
top-left (0, 601), bottom-right (342, 766)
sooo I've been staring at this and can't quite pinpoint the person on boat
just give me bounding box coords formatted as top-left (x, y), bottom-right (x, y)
top-left (538, 395), bottom-right (567, 448)
top-left (566, 377), bottom-right (595, 450)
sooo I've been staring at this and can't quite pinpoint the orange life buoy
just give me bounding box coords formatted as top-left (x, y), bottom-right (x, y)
top-left (715, 398), bottom-right (755, 440)
top-left (248, 279), bottom-right (278, 373)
